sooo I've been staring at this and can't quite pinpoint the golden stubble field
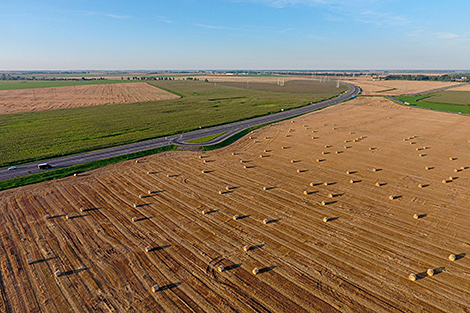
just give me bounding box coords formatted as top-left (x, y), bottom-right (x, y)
top-left (1, 97), bottom-right (470, 312)
top-left (0, 83), bottom-right (179, 114)
top-left (345, 76), bottom-right (461, 95)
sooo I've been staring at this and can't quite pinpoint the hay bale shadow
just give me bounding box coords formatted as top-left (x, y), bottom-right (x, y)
top-left (159, 282), bottom-right (182, 291)
top-left (266, 218), bottom-right (281, 224)
top-left (259, 266), bottom-right (277, 274)
top-left (251, 244), bottom-right (265, 251)
top-left (416, 214), bottom-right (427, 219)
top-left (433, 267), bottom-right (445, 275)
top-left (455, 253), bottom-right (466, 261)
top-left (225, 264), bottom-right (242, 271)
top-left (69, 214), bottom-right (90, 220)
top-left (62, 267), bottom-right (89, 276)
top-left (415, 271), bottom-right (428, 280)
top-left (31, 257), bottom-right (57, 265)
top-left (326, 217), bottom-right (339, 222)
top-left (238, 215), bottom-right (251, 220)
top-left (135, 216), bottom-right (153, 222)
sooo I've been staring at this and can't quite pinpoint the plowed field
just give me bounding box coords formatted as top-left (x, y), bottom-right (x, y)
top-left (1, 97), bottom-right (469, 312)
top-left (0, 83), bottom-right (179, 114)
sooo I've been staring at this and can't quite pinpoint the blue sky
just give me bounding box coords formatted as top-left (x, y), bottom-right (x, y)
top-left (1, 0), bottom-right (469, 70)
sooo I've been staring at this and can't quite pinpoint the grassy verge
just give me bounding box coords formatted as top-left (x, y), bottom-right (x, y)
top-left (0, 145), bottom-right (177, 192)
top-left (185, 132), bottom-right (226, 144)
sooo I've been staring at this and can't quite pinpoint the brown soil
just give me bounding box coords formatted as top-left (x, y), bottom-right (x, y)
top-left (0, 83), bottom-right (179, 114)
top-left (345, 77), bottom-right (461, 95)
top-left (1, 97), bottom-right (469, 312)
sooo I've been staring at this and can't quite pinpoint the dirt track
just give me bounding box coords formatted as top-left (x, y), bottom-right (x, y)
top-left (1, 97), bottom-right (470, 312)
top-left (0, 83), bottom-right (179, 114)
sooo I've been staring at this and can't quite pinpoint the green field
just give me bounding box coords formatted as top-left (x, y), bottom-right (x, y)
top-left (397, 90), bottom-right (470, 113)
top-left (0, 79), bottom-right (139, 90)
top-left (0, 79), bottom-right (348, 168)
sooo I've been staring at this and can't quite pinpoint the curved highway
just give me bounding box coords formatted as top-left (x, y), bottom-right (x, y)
top-left (1, 82), bottom-right (360, 182)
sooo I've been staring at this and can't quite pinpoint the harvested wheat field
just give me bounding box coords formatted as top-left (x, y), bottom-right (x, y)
top-left (0, 82), bottom-right (179, 114)
top-left (346, 77), bottom-right (460, 95)
top-left (1, 97), bottom-right (470, 312)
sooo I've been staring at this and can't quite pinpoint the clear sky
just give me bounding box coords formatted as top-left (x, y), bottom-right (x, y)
top-left (1, 0), bottom-right (469, 70)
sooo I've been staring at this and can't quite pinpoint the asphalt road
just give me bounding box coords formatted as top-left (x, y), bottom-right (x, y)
top-left (1, 82), bottom-right (360, 182)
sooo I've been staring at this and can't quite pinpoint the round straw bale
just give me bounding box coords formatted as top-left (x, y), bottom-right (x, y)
top-left (55, 271), bottom-right (61, 277)
top-left (134, 203), bottom-right (138, 208)
top-left (389, 195), bottom-right (395, 200)
top-left (442, 179), bottom-right (448, 184)
top-left (413, 214), bottom-right (419, 219)
top-left (243, 165), bottom-right (248, 169)
top-left (297, 169), bottom-right (301, 173)
top-left (291, 159), bottom-right (295, 163)
top-left (321, 201), bottom-right (326, 206)
top-left (262, 186), bottom-right (267, 191)
top-left (427, 269), bottom-right (434, 276)
top-left (65, 214), bottom-right (71, 220)
top-left (449, 157), bottom-right (454, 160)
top-left (219, 190), bottom-right (224, 194)
top-left (303, 190), bottom-right (309, 195)
top-left (27, 259), bottom-right (33, 265)
top-left (152, 285), bottom-right (159, 292)
top-left (418, 184), bottom-right (423, 188)
top-left (375, 182), bottom-right (381, 187)
top-left (252, 268), bottom-right (259, 275)
top-left (226, 186), bottom-right (231, 190)
top-left (148, 190), bottom-right (152, 195)
top-left (145, 246), bottom-right (152, 252)
top-left (139, 194), bottom-right (144, 199)
top-left (408, 274), bottom-right (416, 281)
top-left (425, 166), bottom-right (430, 170)
top-left (45, 214), bottom-right (50, 219)
top-left (233, 215), bottom-right (238, 220)
top-left (323, 182), bottom-right (329, 186)
top-left (263, 219), bottom-right (268, 224)
top-left (243, 245), bottom-right (250, 252)
top-left (323, 217), bottom-right (329, 222)
top-left (80, 207), bottom-right (85, 212)
top-left (135, 160), bottom-right (139, 163)
top-left (328, 193), bottom-right (333, 198)
top-left (132, 217), bottom-right (137, 222)
top-left (232, 152), bottom-right (236, 155)
top-left (73, 173), bottom-right (77, 177)
top-left (454, 169), bottom-right (459, 172)
top-left (218, 265), bottom-right (224, 272)
top-left (202, 210), bottom-right (207, 215)
top-left (449, 254), bottom-right (456, 261)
